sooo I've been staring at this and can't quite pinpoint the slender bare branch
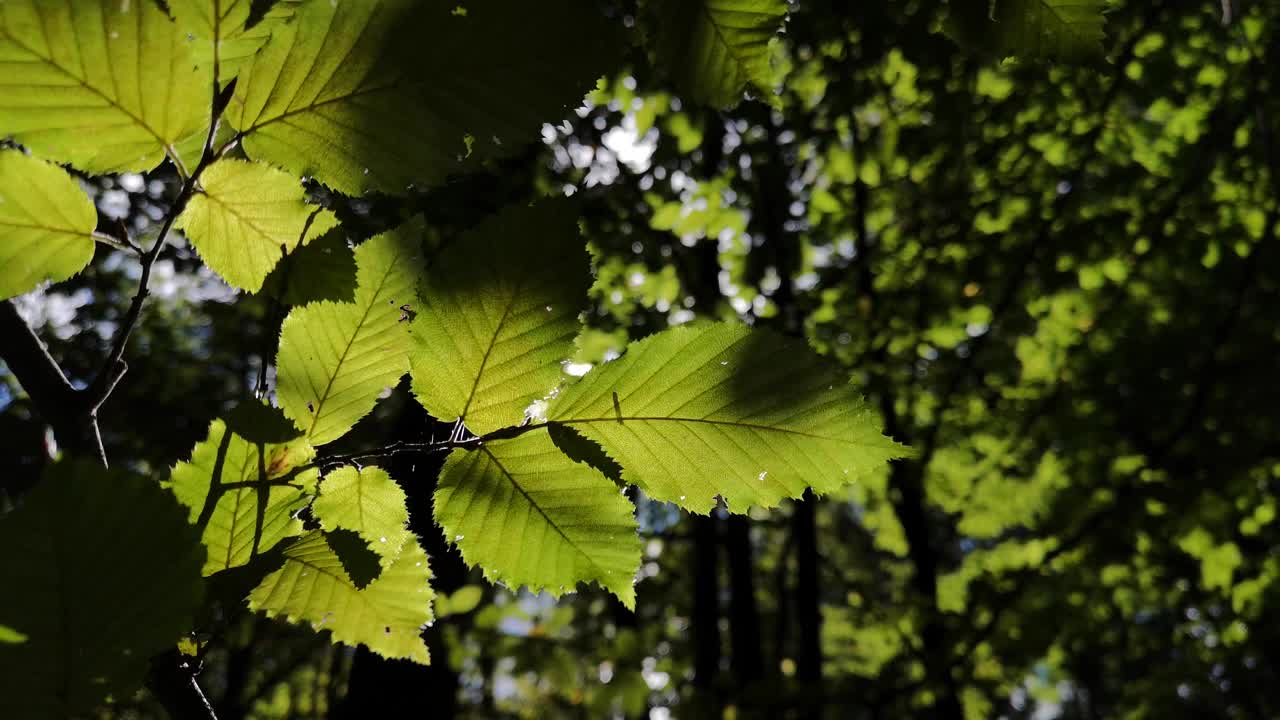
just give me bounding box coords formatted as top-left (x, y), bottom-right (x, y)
top-left (85, 79), bottom-right (239, 411)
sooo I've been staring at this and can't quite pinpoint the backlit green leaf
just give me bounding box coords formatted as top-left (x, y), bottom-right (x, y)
top-left (437, 432), bottom-right (641, 607)
top-left (0, 0), bottom-right (211, 174)
top-left (228, 0), bottom-right (621, 194)
top-left (409, 202), bottom-right (590, 434)
top-left (547, 323), bottom-right (911, 513)
top-left (168, 0), bottom-right (303, 82)
top-left (0, 461), bottom-right (204, 718)
top-left (0, 149), bottom-right (97, 299)
top-left (175, 159), bottom-right (338, 292)
top-left (166, 419), bottom-right (318, 576)
top-left (313, 466), bottom-right (412, 567)
top-left (435, 585), bottom-right (484, 618)
top-left (276, 224), bottom-right (421, 445)
top-left (643, 0), bottom-right (789, 108)
top-left (249, 530), bottom-right (435, 664)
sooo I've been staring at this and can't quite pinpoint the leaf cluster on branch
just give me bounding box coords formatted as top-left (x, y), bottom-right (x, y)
top-left (26, 0), bottom-right (1148, 714)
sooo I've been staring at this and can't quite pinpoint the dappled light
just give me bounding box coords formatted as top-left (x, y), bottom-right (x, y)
top-left (1, 1), bottom-right (1277, 719)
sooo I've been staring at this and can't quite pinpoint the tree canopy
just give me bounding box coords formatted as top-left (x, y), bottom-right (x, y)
top-left (1, 0), bottom-right (1277, 718)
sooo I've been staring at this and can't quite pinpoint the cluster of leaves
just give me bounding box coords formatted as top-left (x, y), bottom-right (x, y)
top-left (32, 0), bottom-right (1170, 715)
top-left (444, 2), bottom-right (1273, 719)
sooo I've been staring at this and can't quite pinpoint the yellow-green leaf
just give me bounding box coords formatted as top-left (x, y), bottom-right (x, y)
top-left (436, 432), bottom-right (641, 608)
top-left (643, 0), bottom-right (789, 108)
top-left (276, 224), bottom-right (421, 445)
top-left (0, 150), bottom-right (97, 299)
top-left (409, 201), bottom-right (590, 435)
top-left (314, 466), bottom-right (412, 567)
top-left (228, 0), bottom-right (621, 194)
top-left (249, 531), bottom-right (435, 664)
top-left (165, 419), bottom-right (318, 576)
top-left (548, 323), bottom-right (911, 513)
top-left (168, 0), bottom-right (303, 82)
top-left (175, 159), bottom-right (338, 292)
top-left (0, 0), bottom-right (211, 174)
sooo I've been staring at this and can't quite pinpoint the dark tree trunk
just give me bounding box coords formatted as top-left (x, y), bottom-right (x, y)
top-left (337, 401), bottom-right (467, 719)
top-left (690, 514), bottom-right (722, 699)
top-left (793, 493), bottom-right (823, 718)
top-left (726, 514), bottom-right (764, 689)
top-left (216, 623), bottom-right (254, 718)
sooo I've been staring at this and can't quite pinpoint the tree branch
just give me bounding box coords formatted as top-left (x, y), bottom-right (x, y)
top-left (146, 650), bottom-right (218, 720)
top-left (0, 300), bottom-right (105, 461)
top-left (85, 79), bottom-right (239, 411)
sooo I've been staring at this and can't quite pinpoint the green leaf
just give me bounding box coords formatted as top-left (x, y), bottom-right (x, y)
top-left (175, 159), bottom-right (338, 292)
top-left (165, 419), bottom-right (318, 576)
top-left (260, 228), bottom-right (358, 306)
top-left (276, 224), bottom-right (421, 445)
top-left (946, 0), bottom-right (1108, 61)
top-left (0, 0), bottom-right (211, 174)
top-left (547, 323), bottom-right (911, 513)
top-left (249, 530), bottom-right (435, 664)
top-left (435, 585), bottom-right (484, 618)
top-left (643, 0), bottom-right (788, 108)
top-left (0, 149), bottom-right (97, 299)
top-left (168, 0), bottom-right (303, 82)
top-left (409, 202), bottom-right (590, 434)
top-left (313, 466), bottom-right (412, 567)
top-left (0, 461), bottom-right (205, 718)
top-left (228, 0), bottom-right (621, 194)
top-left (436, 432), bottom-right (641, 608)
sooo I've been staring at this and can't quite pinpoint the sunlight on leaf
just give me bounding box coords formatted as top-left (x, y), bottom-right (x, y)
top-left (437, 432), bottom-right (641, 607)
top-left (168, 0), bottom-right (304, 82)
top-left (0, 150), bottom-right (97, 300)
top-left (249, 531), bottom-right (435, 664)
top-left (229, 0), bottom-right (622, 194)
top-left (165, 419), bottom-right (318, 576)
top-left (409, 201), bottom-right (590, 435)
top-left (314, 466), bottom-right (412, 568)
top-left (176, 159), bottom-right (338, 292)
top-left (0, 0), bottom-right (210, 173)
top-left (548, 323), bottom-right (910, 513)
top-left (276, 223), bottom-right (421, 445)
top-left (643, 0), bottom-right (789, 108)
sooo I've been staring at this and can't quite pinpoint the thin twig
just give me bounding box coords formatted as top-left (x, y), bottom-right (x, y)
top-left (84, 80), bottom-right (239, 410)
top-left (313, 437), bottom-right (480, 470)
top-left (213, 479), bottom-right (310, 493)
top-left (254, 207), bottom-right (324, 398)
top-left (311, 422), bottom-right (545, 471)
top-left (92, 230), bottom-right (141, 255)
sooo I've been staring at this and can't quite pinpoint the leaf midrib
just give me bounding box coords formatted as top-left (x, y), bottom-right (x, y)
top-left (696, 2), bottom-right (781, 87)
top-left (0, 220), bottom-right (93, 235)
top-left (458, 285), bottom-right (522, 423)
top-left (480, 446), bottom-right (612, 580)
top-left (237, 79), bottom-right (402, 136)
top-left (201, 188), bottom-right (308, 254)
top-left (557, 415), bottom-right (904, 450)
top-left (306, 256), bottom-right (400, 439)
top-left (2, 27), bottom-right (176, 160)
